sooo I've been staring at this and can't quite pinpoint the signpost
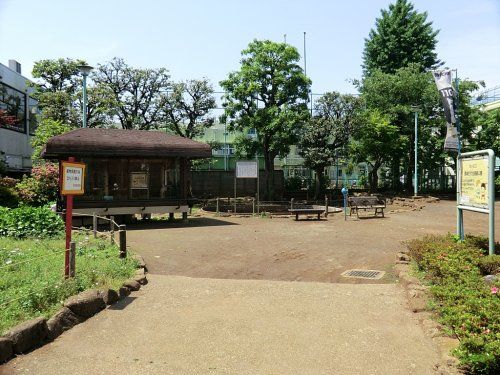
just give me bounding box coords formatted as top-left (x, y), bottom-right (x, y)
top-left (457, 149), bottom-right (496, 255)
top-left (235, 161), bottom-right (259, 214)
top-left (61, 159), bottom-right (86, 277)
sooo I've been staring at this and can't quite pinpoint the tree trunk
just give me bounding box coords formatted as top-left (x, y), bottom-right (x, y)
top-left (263, 151), bottom-right (275, 200)
top-left (405, 133), bottom-right (415, 193)
top-left (314, 168), bottom-right (324, 200)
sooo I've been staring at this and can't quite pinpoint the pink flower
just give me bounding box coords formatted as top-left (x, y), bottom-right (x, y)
top-left (491, 287), bottom-right (498, 294)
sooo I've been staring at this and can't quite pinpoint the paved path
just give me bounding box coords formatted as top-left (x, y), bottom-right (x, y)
top-left (2, 275), bottom-right (439, 375)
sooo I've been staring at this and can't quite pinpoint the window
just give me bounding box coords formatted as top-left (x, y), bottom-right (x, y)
top-left (28, 97), bottom-right (38, 135)
top-left (0, 83), bottom-right (26, 132)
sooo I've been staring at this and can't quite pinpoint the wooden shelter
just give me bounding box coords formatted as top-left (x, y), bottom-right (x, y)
top-left (43, 128), bottom-right (211, 218)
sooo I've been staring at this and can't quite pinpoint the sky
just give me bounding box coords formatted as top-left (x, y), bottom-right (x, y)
top-left (0, 0), bottom-right (499, 98)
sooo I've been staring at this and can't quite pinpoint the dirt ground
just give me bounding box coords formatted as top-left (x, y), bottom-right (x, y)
top-left (127, 199), bottom-right (499, 283)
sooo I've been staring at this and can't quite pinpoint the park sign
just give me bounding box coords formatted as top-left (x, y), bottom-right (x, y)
top-left (61, 161), bottom-right (86, 195)
top-left (432, 70), bottom-right (459, 152)
top-left (457, 149), bottom-right (496, 255)
top-left (236, 161), bottom-right (258, 178)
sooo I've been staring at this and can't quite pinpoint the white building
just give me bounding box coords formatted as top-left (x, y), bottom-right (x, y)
top-left (0, 60), bottom-right (38, 174)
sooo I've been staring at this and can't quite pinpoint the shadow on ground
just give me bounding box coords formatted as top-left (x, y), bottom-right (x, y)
top-left (127, 217), bottom-right (239, 231)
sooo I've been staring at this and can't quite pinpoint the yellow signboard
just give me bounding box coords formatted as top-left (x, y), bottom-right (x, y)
top-left (460, 157), bottom-right (489, 208)
top-left (61, 161), bottom-right (86, 195)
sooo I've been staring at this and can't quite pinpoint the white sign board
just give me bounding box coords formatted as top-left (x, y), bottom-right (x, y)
top-left (236, 161), bottom-right (258, 178)
top-left (61, 161), bottom-right (86, 195)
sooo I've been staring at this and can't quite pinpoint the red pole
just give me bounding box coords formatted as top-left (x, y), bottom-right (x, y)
top-left (64, 156), bottom-right (75, 278)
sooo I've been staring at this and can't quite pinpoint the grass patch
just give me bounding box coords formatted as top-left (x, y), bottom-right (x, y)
top-left (406, 235), bottom-right (500, 374)
top-left (0, 232), bottom-right (138, 334)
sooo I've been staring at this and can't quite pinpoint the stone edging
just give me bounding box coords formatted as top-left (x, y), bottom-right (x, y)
top-left (0, 254), bottom-right (148, 364)
top-left (394, 252), bottom-right (463, 375)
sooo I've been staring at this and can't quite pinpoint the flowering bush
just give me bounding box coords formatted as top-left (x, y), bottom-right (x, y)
top-left (0, 176), bottom-right (17, 188)
top-left (407, 235), bottom-right (500, 374)
top-left (16, 163), bottom-right (59, 206)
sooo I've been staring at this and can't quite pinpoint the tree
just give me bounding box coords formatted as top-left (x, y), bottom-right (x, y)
top-left (160, 79), bottom-right (216, 138)
top-left (299, 92), bottom-right (363, 198)
top-left (32, 58), bottom-right (86, 94)
top-left (220, 40), bottom-right (311, 199)
top-left (351, 110), bottom-right (406, 189)
top-left (31, 118), bottom-right (73, 163)
top-left (361, 64), bottom-right (438, 191)
top-left (362, 0), bottom-right (440, 76)
top-left (31, 58), bottom-right (116, 127)
top-left (93, 58), bottom-right (170, 130)
top-left (469, 108), bottom-right (500, 156)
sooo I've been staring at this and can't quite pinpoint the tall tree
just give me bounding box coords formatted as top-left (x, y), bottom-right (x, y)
top-left (361, 64), bottom-right (438, 191)
top-left (31, 58), bottom-right (116, 127)
top-left (220, 39), bottom-right (311, 199)
top-left (350, 110), bottom-right (406, 189)
top-left (299, 92), bottom-right (363, 198)
top-left (362, 0), bottom-right (440, 76)
top-left (32, 58), bottom-right (86, 94)
top-left (93, 58), bottom-right (170, 130)
top-left (160, 79), bottom-right (216, 138)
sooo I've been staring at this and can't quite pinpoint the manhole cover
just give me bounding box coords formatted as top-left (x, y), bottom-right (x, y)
top-left (341, 269), bottom-right (385, 280)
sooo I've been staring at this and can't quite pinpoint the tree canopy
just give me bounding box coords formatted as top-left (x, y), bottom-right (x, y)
top-left (299, 92), bottom-right (363, 197)
top-left (362, 0), bottom-right (440, 76)
top-left (93, 58), bottom-right (170, 130)
top-left (160, 79), bottom-right (216, 139)
top-left (220, 39), bottom-right (311, 199)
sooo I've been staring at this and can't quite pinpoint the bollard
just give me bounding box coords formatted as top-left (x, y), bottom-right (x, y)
top-left (69, 241), bottom-right (76, 278)
top-left (110, 216), bottom-right (115, 244)
top-left (325, 195), bottom-right (329, 218)
top-left (341, 187), bottom-right (348, 221)
top-left (252, 197), bottom-right (255, 215)
top-left (291, 198), bottom-right (294, 209)
top-left (216, 197), bottom-right (219, 214)
top-left (93, 212), bottom-right (97, 239)
top-left (119, 225), bottom-right (127, 258)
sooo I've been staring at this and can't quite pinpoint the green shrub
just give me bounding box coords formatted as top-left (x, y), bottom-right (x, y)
top-left (477, 255), bottom-right (500, 275)
top-left (407, 235), bottom-right (500, 374)
top-left (0, 186), bottom-right (19, 208)
top-left (0, 206), bottom-right (63, 238)
top-left (285, 176), bottom-right (304, 191)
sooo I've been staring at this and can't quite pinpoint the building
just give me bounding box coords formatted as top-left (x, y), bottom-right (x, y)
top-left (195, 122), bottom-right (364, 187)
top-left (42, 128), bottom-right (211, 219)
top-left (0, 60), bottom-right (38, 175)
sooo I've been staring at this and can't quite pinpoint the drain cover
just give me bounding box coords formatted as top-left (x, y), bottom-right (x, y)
top-left (341, 269), bottom-right (385, 280)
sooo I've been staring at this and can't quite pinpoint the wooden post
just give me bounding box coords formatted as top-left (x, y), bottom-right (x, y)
top-left (110, 216), bottom-right (115, 245)
top-left (92, 212), bottom-right (97, 239)
top-left (168, 212), bottom-right (174, 221)
top-left (69, 241), bottom-right (76, 278)
top-left (216, 197), bottom-right (219, 214)
top-left (325, 195), bottom-right (329, 218)
top-left (182, 211), bottom-right (188, 222)
top-left (252, 197), bottom-right (255, 215)
top-left (119, 225), bottom-right (126, 258)
top-left (291, 198), bottom-right (294, 210)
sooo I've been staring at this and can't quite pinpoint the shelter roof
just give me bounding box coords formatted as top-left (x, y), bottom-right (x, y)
top-left (42, 128), bottom-right (212, 159)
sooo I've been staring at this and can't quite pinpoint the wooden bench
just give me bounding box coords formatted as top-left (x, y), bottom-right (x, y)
top-left (288, 208), bottom-right (324, 221)
top-left (348, 196), bottom-right (386, 219)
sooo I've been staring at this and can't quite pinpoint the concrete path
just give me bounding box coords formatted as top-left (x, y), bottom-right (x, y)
top-left (2, 275), bottom-right (439, 375)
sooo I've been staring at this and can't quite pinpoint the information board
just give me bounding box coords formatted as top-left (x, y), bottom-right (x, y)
top-left (460, 156), bottom-right (489, 209)
top-left (131, 172), bottom-right (148, 189)
top-left (236, 161), bottom-right (258, 179)
top-left (61, 161), bottom-right (86, 195)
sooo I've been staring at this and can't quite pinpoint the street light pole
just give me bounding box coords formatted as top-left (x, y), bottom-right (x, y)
top-left (411, 106), bottom-right (420, 197)
top-left (77, 64), bottom-right (93, 128)
top-left (414, 110), bottom-right (418, 196)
